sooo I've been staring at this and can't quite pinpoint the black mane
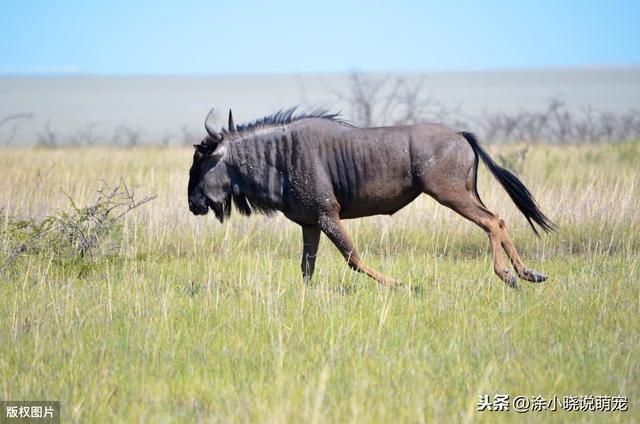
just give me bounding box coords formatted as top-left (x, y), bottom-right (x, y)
top-left (221, 106), bottom-right (349, 136)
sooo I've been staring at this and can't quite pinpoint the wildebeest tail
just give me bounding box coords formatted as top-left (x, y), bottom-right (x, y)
top-left (460, 131), bottom-right (556, 236)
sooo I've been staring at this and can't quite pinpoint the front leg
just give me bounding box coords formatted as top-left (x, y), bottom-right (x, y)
top-left (317, 213), bottom-right (399, 287)
top-left (301, 225), bottom-right (321, 284)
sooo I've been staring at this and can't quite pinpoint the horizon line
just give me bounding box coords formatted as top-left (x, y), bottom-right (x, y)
top-left (1, 64), bottom-right (639, 78)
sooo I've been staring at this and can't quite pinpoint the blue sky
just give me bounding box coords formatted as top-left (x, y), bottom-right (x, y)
top-left (1, 0), bottom-right (639, 74)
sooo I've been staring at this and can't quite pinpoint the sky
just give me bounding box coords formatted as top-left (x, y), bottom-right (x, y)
top-left (1, 0), bottom-right (639, 75)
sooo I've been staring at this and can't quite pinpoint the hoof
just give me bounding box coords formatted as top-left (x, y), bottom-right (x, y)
top-left (530, 272), bottom-right (548, 283)
top-left (499, 268), bottom-right (519, 289)
top-left (520, 268), bottom-right (548, 283)
top-left (385, 279), bottom-right (403, 289)
top-left (375, 276), bottom-right (400, 288)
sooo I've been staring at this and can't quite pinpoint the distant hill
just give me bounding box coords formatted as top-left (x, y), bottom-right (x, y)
top-left (1, 67), bottom-right (639, 145)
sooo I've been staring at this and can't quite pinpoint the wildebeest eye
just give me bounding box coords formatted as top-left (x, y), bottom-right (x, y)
top-left (194, 136), bottom-right (222, 155)
top-left (194, 143), bottom-right (213, 156)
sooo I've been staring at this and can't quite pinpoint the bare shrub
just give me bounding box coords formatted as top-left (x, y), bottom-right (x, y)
top-left (336, 72), bottom-right (640, 144)
top-left (334, 72), bottom-right (389, 127)
top-left (1, 181), bottom-right (156, 272)
top-left (481, 99), bottom-right (640, 144)
top-left (112, 125), bottom-right (142, 148)
top-left (335, 71), bottom-right (462, 127)
top-left (36, 121), bottom-right (59, 147)
top-left (159, 131), bottom-right (176, 147)
top-left (69, 123), bottom-right (101, 146)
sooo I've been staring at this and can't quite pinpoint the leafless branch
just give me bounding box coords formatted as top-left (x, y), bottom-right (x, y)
top-left (69, 123), bottom-right (101, 146)
top-left (0, 113), bottom-right (33, 145)
top-left (37, 121), bottom-right (58, 147)
top-left (112, 125), bottom-right (142, 148)
top-left (335, 71), bottom-right (463, 127)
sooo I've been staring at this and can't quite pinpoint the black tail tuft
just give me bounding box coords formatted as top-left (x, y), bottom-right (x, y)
top-left (460, 131), bottom-right (556, 236)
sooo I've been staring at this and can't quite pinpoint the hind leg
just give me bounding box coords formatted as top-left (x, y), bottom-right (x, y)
top-left (430, 187), bottom-right (547, 287)
top-left (500, 229), bottom-right (547, 282)
top-left (415, 133), bottom-right (547, 285)
top-left (426, 186), bottom-right (516, 286)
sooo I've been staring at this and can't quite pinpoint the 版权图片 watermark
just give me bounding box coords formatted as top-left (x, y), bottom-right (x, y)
top-left (1, 401), bottom-right (60, 423)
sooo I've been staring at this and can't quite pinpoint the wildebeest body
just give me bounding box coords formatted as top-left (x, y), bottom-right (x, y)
top-left (188, 108), bottom-right (555, 288)
top-left (229, 120), bottom-right (474, 223)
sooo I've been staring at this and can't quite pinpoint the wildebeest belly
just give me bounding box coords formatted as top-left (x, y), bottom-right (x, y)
top-left (337, 186), bottom-right (421, 218)
top-left (332, 168), bottom-right (420, 218)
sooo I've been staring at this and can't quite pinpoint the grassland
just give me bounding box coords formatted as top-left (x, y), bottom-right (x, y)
top-left (0, 142), bottom-right (638, 422)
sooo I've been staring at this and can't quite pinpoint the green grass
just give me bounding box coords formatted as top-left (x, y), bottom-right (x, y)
top-left (1, 143), bottom-right (638, 422)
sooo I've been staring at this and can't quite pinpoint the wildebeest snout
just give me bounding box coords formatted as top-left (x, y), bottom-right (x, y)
top-left (188, 194), bottom-right (209, 215)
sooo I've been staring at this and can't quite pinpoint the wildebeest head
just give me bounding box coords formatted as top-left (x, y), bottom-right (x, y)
top-left (187, 108), bottom-right (234, 222)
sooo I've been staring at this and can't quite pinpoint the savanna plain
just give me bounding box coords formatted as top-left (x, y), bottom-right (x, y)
top-left (1, 142), bottom-right (638, 422)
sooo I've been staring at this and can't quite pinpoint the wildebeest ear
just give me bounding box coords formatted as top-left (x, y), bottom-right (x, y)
top-left (204, 107), bottom-right (223, 141)
top-left (228, 109), bottom-right (236, 132)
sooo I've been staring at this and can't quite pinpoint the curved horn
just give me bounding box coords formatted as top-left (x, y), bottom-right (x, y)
top-left (204, 108), bottom-right (220, 139)
top-left (228, 109), bottom-right (236, 132)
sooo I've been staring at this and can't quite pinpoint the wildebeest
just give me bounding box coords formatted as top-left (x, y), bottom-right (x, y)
top-left (188, 107), bottom-right (555, 288)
